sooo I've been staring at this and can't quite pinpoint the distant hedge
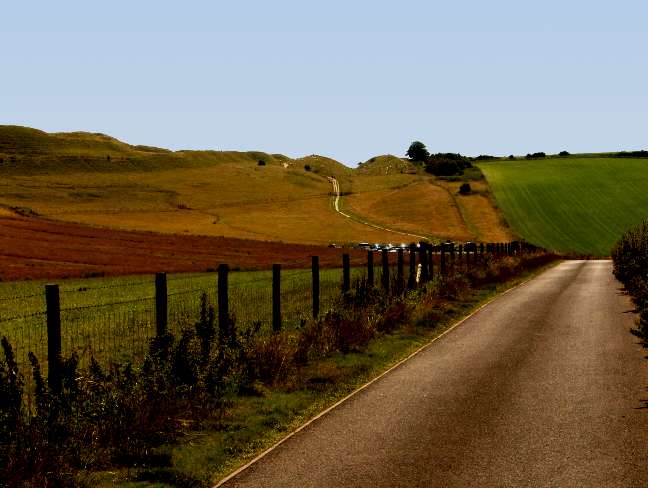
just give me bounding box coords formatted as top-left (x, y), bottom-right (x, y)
top-left (425, 153), bottom-right (472, 176)
top-left (614, 150), bottom-right (648, 158)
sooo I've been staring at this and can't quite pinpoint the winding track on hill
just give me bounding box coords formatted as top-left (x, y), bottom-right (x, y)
top-left (327, 177), bottom-right (428, 241)
top-left (218, 260), bottom-right (648, 487)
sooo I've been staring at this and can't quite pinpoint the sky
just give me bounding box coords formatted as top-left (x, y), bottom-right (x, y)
top-left (2, 0), bottom-right (648, 165)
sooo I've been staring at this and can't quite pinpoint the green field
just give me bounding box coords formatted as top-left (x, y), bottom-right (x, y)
top-left (479, 156), bottom-right (648, 256)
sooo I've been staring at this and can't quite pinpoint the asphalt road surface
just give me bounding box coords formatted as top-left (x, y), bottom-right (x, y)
top-left (219, 260), bottom-right (648, 487)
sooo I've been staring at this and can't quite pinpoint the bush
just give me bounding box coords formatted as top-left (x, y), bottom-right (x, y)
top-left (525, 152), bottom-right (546, 159)
top-left (508, 155), bottom-right (515, 160)
top-left (559, 151), bottom-right (570, 156)
top-left (612, 220), bottom-right (648, 343)
top-left (304, 164), bottom-right (311, 171)
top-left (257, 160), bottom-right (266, 166)
top-left (459, 183), bottom-right (471, 195)
top-left (425, 153), bottom-right (472, 176)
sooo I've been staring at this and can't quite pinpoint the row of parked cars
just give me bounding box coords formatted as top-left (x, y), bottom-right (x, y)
top-left (328, 241), bottom-right (481, 252)
top-left (340, 241), bottom-right (478, 252)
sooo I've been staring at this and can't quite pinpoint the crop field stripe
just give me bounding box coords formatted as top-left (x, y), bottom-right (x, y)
top-left (479, 157), bottom-right (648, 256)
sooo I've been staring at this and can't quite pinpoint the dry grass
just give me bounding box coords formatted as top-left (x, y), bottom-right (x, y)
top-left (0, 125), bottom-right (514, 247)
top-left (344, 180), bottom-right (471, 240)
top-left (434, 180), bottom-right (515, 242)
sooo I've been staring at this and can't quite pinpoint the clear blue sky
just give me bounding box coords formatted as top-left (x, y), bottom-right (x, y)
top-left (2, 1), bottom-right (647, 165)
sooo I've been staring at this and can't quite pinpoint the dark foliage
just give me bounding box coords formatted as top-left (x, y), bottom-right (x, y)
top-left (459, 183), bottom-right (471, 195)
top-left (425, 153), bottom-right (472, 176)
top-left (558, 151), bottom-right (570, 156)
top-left (612, 221), bottom-right (648, 342)
top-left (304, 164), bottom-right (311, 171)
top-left (525, 152), bottom-right (546, 159)
top-left (406, 141), bottom-right (430, 162)
top-left (613, 150), bottom-right (648, 158)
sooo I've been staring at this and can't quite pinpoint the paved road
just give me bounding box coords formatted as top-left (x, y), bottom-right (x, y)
top-left (219, 261), bottom-right (648, 487)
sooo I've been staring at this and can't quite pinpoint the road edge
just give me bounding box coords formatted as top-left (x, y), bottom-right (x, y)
top-left (212, 264), bottom-right (556, 487)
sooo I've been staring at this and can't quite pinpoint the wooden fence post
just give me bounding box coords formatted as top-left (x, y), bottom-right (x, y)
top-left (312, 256), bottom-right (320, 319)
top-left (273, 264), bottom-right (281, 332)
top-left (420, 245), bottom-right (429, 283)
top-left (155, 272), bottom-right (167, 337)
top-left (408, 244), bottom-right (416, 289)
top-left (45, 284), bottom-right (62, 395)
top-left (397, 249), bottom-right (404, 288)
top-left (440, 245), bottom-right (446, 276)
top-left (381, 250), bottom-right (390, 291)
top-left (342, 253), bottom-right (350, 293)
top-left (367, 251), bottom-right (374, 288)
top-left (218, 264), bottom-right (229, 343)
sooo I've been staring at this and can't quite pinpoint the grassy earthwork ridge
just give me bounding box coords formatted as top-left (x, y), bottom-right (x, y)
top-left (0, 125), bottom-right (512, 247)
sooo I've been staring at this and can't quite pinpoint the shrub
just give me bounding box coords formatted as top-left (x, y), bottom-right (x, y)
top-left (525, 152), bottom-right (546, 159)
top-left (508, 155), bottom-right (515, 160)
top-left (425, 153), bottom-right (472, 176)
top-left (257, 160), bottom-right (266, 166)
top-left (559, 151), bottom-right (570, 156)
top-left (612, 220), bottom-right (648, 344)
top-left (304, 164), bottom-right (311, 171)
top-left (459, 183), bottom-right (471, 195)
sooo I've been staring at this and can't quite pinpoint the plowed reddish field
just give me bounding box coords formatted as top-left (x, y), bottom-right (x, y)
top-left (0, 214), bottom-right (366, 282)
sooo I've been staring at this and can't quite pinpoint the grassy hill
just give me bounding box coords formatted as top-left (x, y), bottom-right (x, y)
top-left (479, 155), bottom-right (648, 256)
top-left (0, 125), bottom-right (512, 246)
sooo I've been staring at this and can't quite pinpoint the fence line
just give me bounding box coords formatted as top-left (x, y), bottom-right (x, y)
top-left (0, 240), bottom-right (537, 398)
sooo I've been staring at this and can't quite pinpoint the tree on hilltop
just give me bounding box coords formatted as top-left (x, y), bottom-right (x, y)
top-left (406, 141), bottom-right (430, 162)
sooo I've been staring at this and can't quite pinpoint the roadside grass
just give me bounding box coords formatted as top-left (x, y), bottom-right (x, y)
top-left (479, 156), bottom-right (648, 256)
top-left (87, 259), bottom-right (558, 487)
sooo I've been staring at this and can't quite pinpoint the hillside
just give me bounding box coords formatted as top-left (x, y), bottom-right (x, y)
top-left (0, 125), bottom-right (512, 247)
top-left (479, 155), bottom-right (648, 256)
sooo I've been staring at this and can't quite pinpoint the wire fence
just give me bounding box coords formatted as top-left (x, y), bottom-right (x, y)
top-left (0, 266), bottom-right (354, 383)
top-left (0, 243), bottom-right (529, 398)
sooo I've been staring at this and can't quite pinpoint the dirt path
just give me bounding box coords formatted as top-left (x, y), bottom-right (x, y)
top-left (327, 177), bottom-right (428, 241)
top-left (218, 261), bottom-right (648, 487)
